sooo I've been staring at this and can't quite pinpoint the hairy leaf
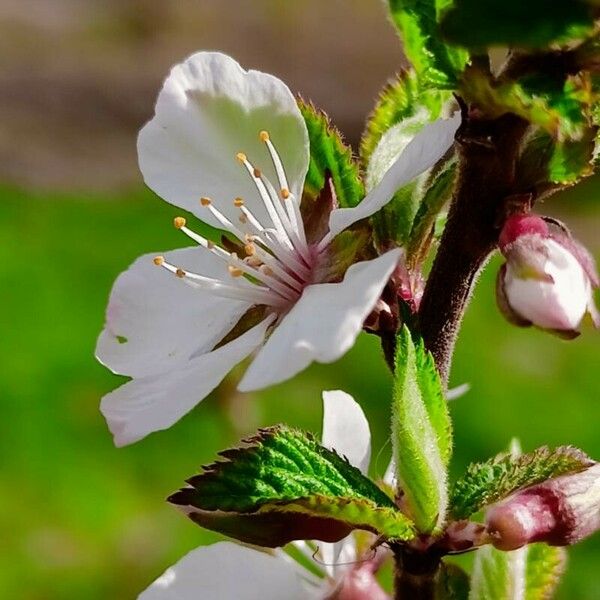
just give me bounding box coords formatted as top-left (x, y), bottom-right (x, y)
top-left (386, 0), bottom-right (468, 89)
top-left (469, 543), bottom-right (565, 600)
top-left (392, 326), bottom-right (452, 533)
top-left (170, 426), bottom-right (415, 545)
top-left (440, 0), bottom-right (594, 49)
top-left (450, 445), bottom-right (593, 520)
top-left (298, 99), bottom-right (364, 208)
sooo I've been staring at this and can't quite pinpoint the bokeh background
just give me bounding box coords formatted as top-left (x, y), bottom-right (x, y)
top-left (1, 1), bottom-right (598, 598)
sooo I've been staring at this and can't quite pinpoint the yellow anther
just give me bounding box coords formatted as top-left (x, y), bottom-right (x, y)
top-left (280, 188), bottom-right (290, 200)
top-left (253, 168), bottom-right (262, 178)
top-left (175, 268), bottom-right (186, 278)
top-left (259, 130), bottom-right (270, 142)
top-left (239, 215), bottom-right (248, 224)
top-left (200, 196), bottom-right (212, 206)
top-left (228, 265), bottom-right (244, 277)
top-left (234, 197), bottom-right (244, 207)
top-left (260, 265), bottom-right (274, 277)
top-left (153, 255), bottom-right (165, 266)
top-left (246, 256), bottom-right (262, 268)
top-left (245, 243), bottom-right (256, 256)
top-left (173, 216), bottom-right (186, 229)
top-left (236, 152), bottom-right (247, 163)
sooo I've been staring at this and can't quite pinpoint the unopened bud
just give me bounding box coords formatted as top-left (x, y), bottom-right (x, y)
top-left (496, 213), bottom-right (599, 337)
top-left (486, 463), bottom-right (600, 550)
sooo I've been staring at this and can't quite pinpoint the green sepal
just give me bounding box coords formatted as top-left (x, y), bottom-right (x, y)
top-left (392, 326), bottom-right (452, 533)
top-left (386, 0), bottom-right (469, 89)
top-left (170, 426), bottom-right (416, 546)
top-left (440, 0), bottom-right (595, 50)
top-left (450, 445), bottom-right (594, 520)
top-left (469, 543), bottom-right (565, 600)
top-left (298, 98), bottom-right (364, 208)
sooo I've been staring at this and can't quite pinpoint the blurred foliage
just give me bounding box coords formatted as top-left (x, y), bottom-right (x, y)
top-left (1, 183), bottom-right (599, 599)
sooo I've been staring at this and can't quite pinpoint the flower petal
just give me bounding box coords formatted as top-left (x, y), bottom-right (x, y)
top-left (138, 51), bottom-right (309, 230)
top-left (96, 247), bottom-right (251, 379)
top-left (321, 390), bottom-right (371, 475)
top-left (238, 249), bottom-right (401, 391)
top-left (327, 113), bottom-right (461, 236)
top-left (139, 542), bottom-right (310, 600)
top-left (101, 317), bottom-right (274, 447)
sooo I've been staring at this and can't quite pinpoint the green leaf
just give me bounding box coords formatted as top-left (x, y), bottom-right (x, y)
top-left (392, 326), bottom-right (452, 533)
top-left (450, 445), bottom-right (593, 520)
top-left (524, 543), bottom-right (567, 600)
top-left (440, 0), bottom-right (595, 49)
top-left (360, 73), bottom-right (453, 247)
top-left (460, 68), bottom-right (593, 141)
top-left (407, 156), bottom-right (457, 266)
top-left (298, 99), bottom-right (364, 208)
top-left (386, 0), bottom-right (468, 89)
top-left (469, 544), bottom-right (565, 600)
top-left (170, 426), bottom-right (416, 545)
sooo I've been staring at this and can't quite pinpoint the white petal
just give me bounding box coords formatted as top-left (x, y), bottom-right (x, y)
top-left (238, 249), bottom-right (401, 391)
top-left (101, 317), bottom-right (273, 446)
top-left (139, 542), bottom-right (310, 600)
top-left (96, 247), bottom-right (251, 379)
top-left (321, 390), bottom-right (371, 474)
top-left (327, 113), bottom-right (461, 237)
top-left (505, 239), bottom-right (591, 330)
top-left (138, 52), bottom-right (309, 230)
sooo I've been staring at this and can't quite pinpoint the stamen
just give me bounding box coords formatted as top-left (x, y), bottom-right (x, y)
top-left (200, 196), bottom-right (212, 206)
top-left (236, 152), bottom-right (247, 163)
top-left (228, 265), bottom-right (244, 278)
top-left (199, 197), bottom-right (247, 242)
top-left (245, 243), bottom-right (256, 256)
top-left (176, 268), bottom-right (186, 278)
top-left (259, 130), bottom-right (270, 142)
top-left (153, 255), bottom-right (165, 266)
top-left (281, 188), bottom-right (290, 200)
top-left (234, 197), bottom-right (244, 207)
top-left (253, 168), bottom-right (262, 178)
top-left (173, 217), bottom-right (186, 229)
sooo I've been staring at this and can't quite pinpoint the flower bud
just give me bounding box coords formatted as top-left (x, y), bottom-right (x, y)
top-left (486, 464), bottom-right (600, 550)
top-left (496, 213), bottom-right (599, 337)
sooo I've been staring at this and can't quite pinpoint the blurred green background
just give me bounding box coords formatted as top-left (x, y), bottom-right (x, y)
top-left (1, 1), bottom-right (598, 598)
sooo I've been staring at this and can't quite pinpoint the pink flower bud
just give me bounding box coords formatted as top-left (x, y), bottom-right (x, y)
top-left (486, 464), bottom-right (600, 550)
top-left (496, 213), bottom-right (599, 337)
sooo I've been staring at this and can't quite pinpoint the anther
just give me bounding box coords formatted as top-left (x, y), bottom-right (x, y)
top-left (234, 197), bottom-right (244, 207)
top-left (200, 197), bottom-right (212, 206)
top-left (176, 268), bottom-right (186, 278)
top-left (253, 168), bottom-right (262, 178)
top-left (153, 256), bottom-right (165, 266)
top-left (259, 130), bottom-right (270, 142)
top-left (207, 241), bottom-right (215, 250)
top-left (260, 265), bottom-right (274, 277)
top-left (245, 243), bottom-right (256, 256)
top-left (280, 188), bottom-right (290, 200)
top-left (228, 265), bottom-right (244, 277)
top-left (239, 215), bottom-right (248, 224)
top-left (236, 152), bottom-right (247, 163)
top-left (173, 216), bottom-right (186, 229)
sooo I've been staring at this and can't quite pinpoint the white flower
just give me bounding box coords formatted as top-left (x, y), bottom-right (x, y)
top-left (96, 51), bottom-right (460, 446)
top-left (139, 390), bottom-right (390, 600)
top-left (497, 213), bottom-right (599, 337)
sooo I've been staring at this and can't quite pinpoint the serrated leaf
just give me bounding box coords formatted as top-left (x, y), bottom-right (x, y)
top-left (386, 0), bottom-right (468, 89)
top-left (469, 543), bottom-right (565, 600)
top-left (450, 446), bottom-right (593, 520)
top-left (170, 426), bottom-right (415, 545)
top-left (440, 0), bottom-right (595, 50)
top-left (392, 326), bottom-right (452, 533)
top-left (298, 99), bottom-right (364, 208)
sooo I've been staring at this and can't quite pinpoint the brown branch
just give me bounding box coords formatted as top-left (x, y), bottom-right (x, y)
top-left (417, 109), bottom-right (529, 384)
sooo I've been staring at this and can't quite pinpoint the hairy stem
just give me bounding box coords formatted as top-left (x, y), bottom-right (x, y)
top-left (394, 547), bottom-right (442, 600)
top-left (417, 110), bottom-right (529, 384)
